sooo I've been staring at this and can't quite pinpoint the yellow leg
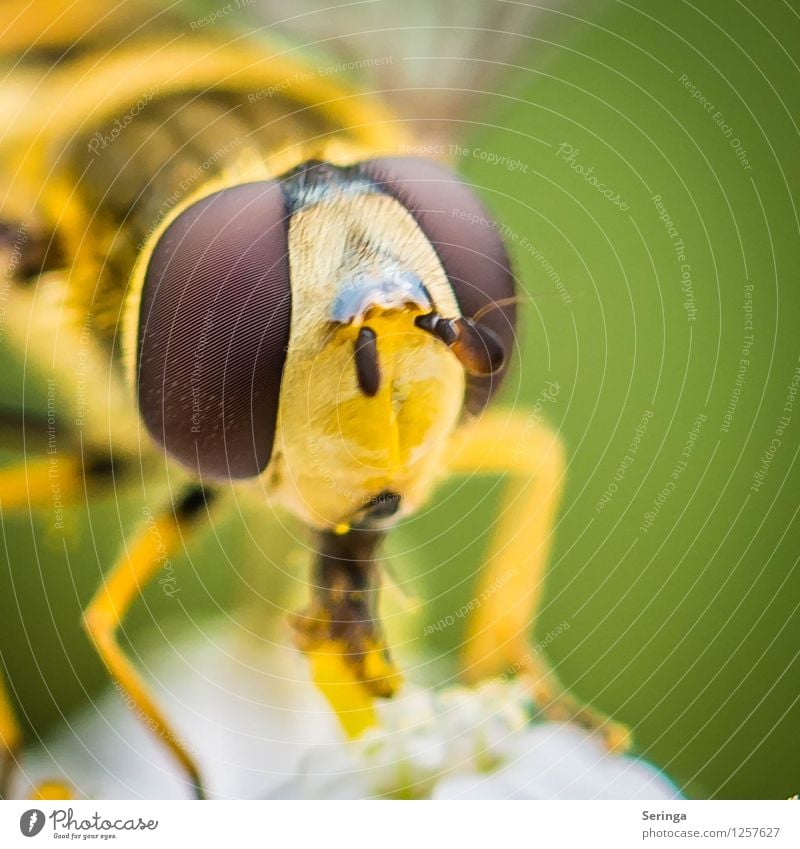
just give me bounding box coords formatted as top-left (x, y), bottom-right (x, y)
top-left (82, 486), bottom-right (213, 798)
top-left (0, 453), bottom-right (118, 798)
top-left (448, 408), bottom-right (631, 753)
top-left (0, 448), bottom-right (121, 514)
top-left (0, 456), bottom-right (85, 511)
top-left (0, 667), bottom-right (22, 798)
top-left (0, 667), bottom-right (74, 801)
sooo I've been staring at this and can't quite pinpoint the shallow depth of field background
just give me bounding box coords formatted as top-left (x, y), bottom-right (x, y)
top-left (1, 0), bottom-right (798, 799)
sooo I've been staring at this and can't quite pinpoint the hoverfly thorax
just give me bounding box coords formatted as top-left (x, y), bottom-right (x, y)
top-left (133, 157), bottom-right (516, 527)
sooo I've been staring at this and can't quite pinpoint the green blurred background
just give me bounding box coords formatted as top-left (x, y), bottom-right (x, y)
top-left (1, 0), bottom-right (798, 800)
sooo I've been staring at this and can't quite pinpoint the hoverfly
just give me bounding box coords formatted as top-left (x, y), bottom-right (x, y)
top-left (0, 0), bottom-right (628, 798)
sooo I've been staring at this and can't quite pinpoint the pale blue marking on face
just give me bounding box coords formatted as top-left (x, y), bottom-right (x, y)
top-left (330, 267), bottom-right (432, 324)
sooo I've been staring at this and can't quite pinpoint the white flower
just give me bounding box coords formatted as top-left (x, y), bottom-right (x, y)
top-left (278, 680), bottom-right (680, 800)
top-left (20, 624), bottom-right (681, 800)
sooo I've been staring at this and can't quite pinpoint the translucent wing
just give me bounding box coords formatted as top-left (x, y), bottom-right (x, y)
top-left (242, 0), bottom-right (578, 144)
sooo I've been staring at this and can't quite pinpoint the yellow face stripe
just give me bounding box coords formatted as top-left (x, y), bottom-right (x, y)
top-left (270, 192), bottom-right (465, 528)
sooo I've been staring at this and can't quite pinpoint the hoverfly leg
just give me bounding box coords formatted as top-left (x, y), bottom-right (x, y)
top-left (0, 445), bottom-right (130, 799)
top-left (450, 409), bottom-right (632, 754)
top-left (0, 670), bottom-right (22, 800)
top-left (0, 451), bottom-right (124, 511)
top-left (82, 485), bottom-right (217, 799)
top-left (0, 635), bottom-right (73, 801)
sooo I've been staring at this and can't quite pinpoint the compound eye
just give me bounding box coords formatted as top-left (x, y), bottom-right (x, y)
top-left (359, 157), bottom-right (516, 413)
top-left (137, 181), bottom-right (291, 479)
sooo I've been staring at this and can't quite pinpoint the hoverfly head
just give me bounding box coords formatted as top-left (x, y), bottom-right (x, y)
top-left (134, 158), bottom-right (515, 483)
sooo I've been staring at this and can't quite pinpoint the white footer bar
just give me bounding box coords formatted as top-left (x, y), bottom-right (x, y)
top-left (2, 800), bottom-right (798, 848)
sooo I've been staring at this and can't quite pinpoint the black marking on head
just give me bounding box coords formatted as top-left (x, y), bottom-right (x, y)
top-left (354, 326), bottom-right (381, 396)
top-left (137, 180), bottom-right (291, 479)
top-left (280, 159), bottom-right (376, 214)
top-left (358, 157), bottom-right (516, 414)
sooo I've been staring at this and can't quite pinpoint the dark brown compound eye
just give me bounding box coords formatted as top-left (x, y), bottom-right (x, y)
top-left (359, 157), bottom-right (516, 414)
top-left (136, 181), bottom-right (291, 479)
